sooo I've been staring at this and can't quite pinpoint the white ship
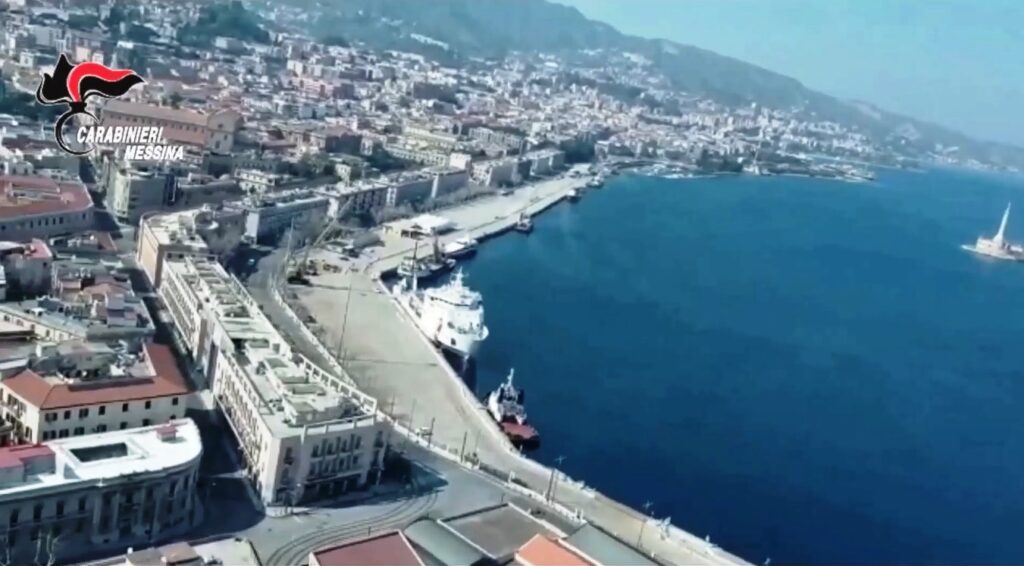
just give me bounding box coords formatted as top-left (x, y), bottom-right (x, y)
top-left (962, 203), bottom-right (1024, 261)
top-left (394, 269), bottom-right (489, 359)
top-left (443, 236), bottom-right (478, 259)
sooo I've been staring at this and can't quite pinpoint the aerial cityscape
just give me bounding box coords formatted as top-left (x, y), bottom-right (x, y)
top-left (0, 0), bottom-right (1022, 565)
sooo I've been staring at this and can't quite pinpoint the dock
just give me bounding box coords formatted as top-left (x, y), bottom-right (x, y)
top-left (257, 174), bottom-right (748, 565)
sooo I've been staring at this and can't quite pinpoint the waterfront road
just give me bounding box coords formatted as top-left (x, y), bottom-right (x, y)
top-left (248, 183), bottom-right (748, 566)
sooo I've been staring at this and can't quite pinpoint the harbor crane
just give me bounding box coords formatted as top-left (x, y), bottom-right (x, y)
top-left (288, 196), bottom-right (355, 284)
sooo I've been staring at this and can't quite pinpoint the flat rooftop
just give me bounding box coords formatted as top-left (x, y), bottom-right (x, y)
top-left (0, 418), bottom-right (201, 499)
top-left (165, 258), bottom-right (375, 437)
top-left (443, 504), bottom-right (562, 561)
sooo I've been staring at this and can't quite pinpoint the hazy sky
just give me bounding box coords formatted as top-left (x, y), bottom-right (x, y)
top-left (559, 0), bottom-right (1024, 147)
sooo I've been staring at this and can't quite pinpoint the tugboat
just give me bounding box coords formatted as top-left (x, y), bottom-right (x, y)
top-left (486, 369), bottom-right (539, 449)
top-left (514, 212), bottom-right (534, 233)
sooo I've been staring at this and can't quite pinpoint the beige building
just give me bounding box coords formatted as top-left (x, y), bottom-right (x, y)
top-left (0, 342), bottom-right (190, 444)
top-left (0, 419), bottom-right (202, 565)
top-left (101, 100), bottom-right (242, 154)
top-left (159, 257), bottom-right (389, 505)
top-left (136, 206), bottom-right (246, 290)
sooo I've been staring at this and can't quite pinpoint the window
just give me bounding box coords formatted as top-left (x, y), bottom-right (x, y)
top-left (120, 422), bottom-right (128, 430)
top-left (32, 504), bottom-right (41, 521)
top-left (79, 408), bottom-right (88, 418)
top-left (144, 400), bottom-right (152, 410)
top-left (169, 414), bottom-right (176, 420)
top-left (63, 410), bottom-right (70, 420)
top-left (73, 427), bottom-right (84, 436)
top-left (96, 424), bottom-right (107, 432)
top-left (78, 497), bottom-right (86, 512)
top-left (122, 403), bottom-right (129, 412)
top-left (99, 405), bottom-right (106, 416)
top-left (58, 429), bottom-right (68, 438)
top-left (172, 397), bottom-right (179, 406)
top-left (56, 502), bottom-right (64, 518)
top-left (9, 510), bottom-right (18, 526)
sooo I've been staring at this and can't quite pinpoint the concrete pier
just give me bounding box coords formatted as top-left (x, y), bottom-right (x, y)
top-left (271, 175), bottom-right (748, 565)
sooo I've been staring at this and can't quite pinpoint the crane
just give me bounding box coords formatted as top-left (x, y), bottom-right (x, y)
top-left (288, 195), bottom-right (355, 284)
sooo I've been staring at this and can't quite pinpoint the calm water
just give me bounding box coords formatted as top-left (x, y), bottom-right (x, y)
top-left (461, 168), bottom-right (1024, 565)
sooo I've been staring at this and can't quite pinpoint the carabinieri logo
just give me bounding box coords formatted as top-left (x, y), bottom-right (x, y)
top-left (35, 53), bottom-right (144, 155)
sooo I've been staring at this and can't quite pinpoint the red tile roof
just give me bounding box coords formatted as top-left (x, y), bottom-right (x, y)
top-left (311, 532), bottom-right (424, 566)
top-left (0, 176), bottom-right (92, 221)
top-left (516, 535), bottom-right (594, 566)
top-left (2, 344), bottom-right (189, 410)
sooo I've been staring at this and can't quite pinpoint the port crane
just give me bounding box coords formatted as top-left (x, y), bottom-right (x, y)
top-left (287, 195), bottom-right (354, 284)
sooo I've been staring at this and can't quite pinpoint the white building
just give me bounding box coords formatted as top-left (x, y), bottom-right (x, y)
top-left (0, 419), bottom-right (202, 565)
top-left (159, 257), bottom-right (389, 505)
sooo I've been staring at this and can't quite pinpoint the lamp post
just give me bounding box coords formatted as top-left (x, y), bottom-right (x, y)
top-left (636, 501), bottom-right (654, 547)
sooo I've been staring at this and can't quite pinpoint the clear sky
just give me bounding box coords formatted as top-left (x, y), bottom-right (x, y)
top-left (558, 0), bottom-right (1024, 147)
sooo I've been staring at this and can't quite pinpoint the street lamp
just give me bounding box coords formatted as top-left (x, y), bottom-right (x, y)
top-left (636, 501), bottom-right (654, 547)
top-left (546, 455), bottom-right (566, 502)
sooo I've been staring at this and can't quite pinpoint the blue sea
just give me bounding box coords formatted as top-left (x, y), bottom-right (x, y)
top-left (462, 167), bottom-right (1024, 565)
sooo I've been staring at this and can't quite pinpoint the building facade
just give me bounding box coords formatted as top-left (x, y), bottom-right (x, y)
top-left (0, 419), bottom-right (202, 565)
top-left (159, 257), bottom-right (389, 505)
top-left (0, 176), bottom-right (94, 241)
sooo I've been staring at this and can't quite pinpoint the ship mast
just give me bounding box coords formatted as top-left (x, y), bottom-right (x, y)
top-left (995, 202), bottom-right (1011, 245)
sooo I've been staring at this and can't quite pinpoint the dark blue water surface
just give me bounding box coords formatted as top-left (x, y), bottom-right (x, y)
top-left (462, 168), bottom-right (1024, 565)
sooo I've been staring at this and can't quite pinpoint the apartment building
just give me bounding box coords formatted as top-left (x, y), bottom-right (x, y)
top-left (0, 176), bottom-right (94, 241)
top-left (159, 257), bottom-right (388, 505)
top-left (0, 342), bottom-right (191, 444)
top-left (0, 419), bottom-right (202, 565)
top-left (101, 100), bottom-right (242, 154)
top-left (136, 206), bottom-right (246, 290)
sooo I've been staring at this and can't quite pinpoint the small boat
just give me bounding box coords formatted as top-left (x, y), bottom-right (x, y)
top-left (443, 236), bottom-right (479, 259)
top-left (514, 213), bottom-right (533, 233)
top-left (567, 187), bottom-right (581, 201)
top-left (486, 369), bottom-right (539, 448)
top-left (586, 175), bottom-right (604, 189)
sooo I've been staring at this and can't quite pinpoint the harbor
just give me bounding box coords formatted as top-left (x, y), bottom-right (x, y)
top-left (271, 171), bottom-right (747, 565)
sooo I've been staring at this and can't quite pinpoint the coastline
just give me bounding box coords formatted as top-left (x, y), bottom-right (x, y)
top-left (297, 172), bottom-right (749, 564)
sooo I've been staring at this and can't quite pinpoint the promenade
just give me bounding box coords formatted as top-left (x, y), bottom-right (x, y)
top-left (268, 176), bottom-right (749, 565)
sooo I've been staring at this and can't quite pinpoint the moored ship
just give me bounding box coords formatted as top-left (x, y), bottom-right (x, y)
top-left (486, 369), bottom-right (539, 448)
top-left (443, 236), bottom-right (479, 259)
top-left (514, 212), bottom-right (533, 233)
top-left (394, 268), bottom-right (489, 359)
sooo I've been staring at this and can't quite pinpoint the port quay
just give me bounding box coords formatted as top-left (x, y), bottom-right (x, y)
top-left (253, 171), bottom-right (749, 565)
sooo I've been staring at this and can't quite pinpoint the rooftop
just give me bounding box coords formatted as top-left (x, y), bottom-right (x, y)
top-left (2, 343), bottom-right (189, 410)
top-left (0, 175), bottom-right (92, 220)
top-left (443, 504), bottom-right (562, 561)
top-left (516, 535), bottom-right (594, 566)
top-left (0, 418), bottom-right (201, 498)
top-left (166, 257), bottom-right (375, 437)
top-left (311, 531), bottom-right (425, 566)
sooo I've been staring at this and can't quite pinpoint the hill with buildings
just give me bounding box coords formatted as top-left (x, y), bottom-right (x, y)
top-left (284, 0), bottom-right (1024, 169)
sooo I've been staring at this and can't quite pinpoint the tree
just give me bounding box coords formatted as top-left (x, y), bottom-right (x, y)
top-left (168, 92), bottom-right (183, 109)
